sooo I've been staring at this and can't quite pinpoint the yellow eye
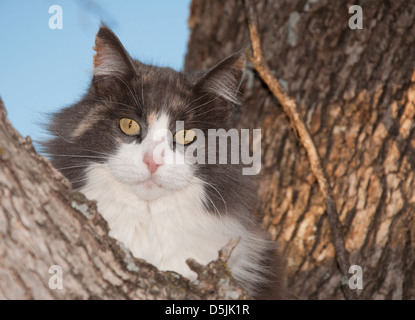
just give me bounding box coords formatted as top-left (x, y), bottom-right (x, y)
top-left (174, 129), bottom-right (196, 145)
top-left (119, 118), bottom-right (141, 136)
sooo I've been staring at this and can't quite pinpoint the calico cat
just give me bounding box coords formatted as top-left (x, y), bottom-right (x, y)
top-left (44, 25), bottom-right (285, 299)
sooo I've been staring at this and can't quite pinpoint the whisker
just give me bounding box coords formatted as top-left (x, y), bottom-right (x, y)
top-left (94, 75), bottom-right (142, 110)
top-left (50, 128), bottom-right (75, 144)
top-left (48, 143), bottom-right (118, 158)
top-left (47, 154), bottom-right (109, 160)
top-left (181, 93), bottom-right (209, 111)
top-left (193, 103), bottom-right (222, 118)
top-left (56, 165), bottom-right (97, 171)
top-left (202, 189), bottom-right (221, 217)
top-left (106, 101), bottom-right (137, 111)
top-left (69, 177), bottom-right (92, 185)
top-left (193, 176), bottom-right (228, 215)
top-left (186, 120), bottom-right (220, 128)
top-left (182, 95), bottom-right (220, 117)
top-left (141, 77), bottom-right (145, 107)
top-left (115, 75), bottom-right (142, 110)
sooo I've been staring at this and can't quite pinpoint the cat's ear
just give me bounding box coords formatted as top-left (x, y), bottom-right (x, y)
top-left (92, 25), bottom-right (136, 95)
top-left (197, 52), bottom-right (246, 105)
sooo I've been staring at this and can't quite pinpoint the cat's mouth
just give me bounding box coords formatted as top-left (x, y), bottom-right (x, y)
top-left (126, 174), bottom-right (185, 202)
top-left (143, 178), bottom-right (159, 189)
top-left (139, 174), bottom-right (167, 190)
top-left (139, 174), bottom-right (184, 193)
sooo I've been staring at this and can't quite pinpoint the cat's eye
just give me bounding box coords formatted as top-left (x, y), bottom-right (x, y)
top-left (174, 130), bottom-right (196, 145)
top-left (119, 118), bottom-right (141, 136)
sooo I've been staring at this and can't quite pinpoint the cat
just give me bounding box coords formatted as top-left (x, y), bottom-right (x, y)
top-left (43, 25), bottom-right (285, 299)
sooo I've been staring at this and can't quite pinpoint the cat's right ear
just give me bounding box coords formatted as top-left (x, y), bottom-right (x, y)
top-left (92, 25), bottom-right (136, 95)
top-left (196, 52), bottom-right (246, 106)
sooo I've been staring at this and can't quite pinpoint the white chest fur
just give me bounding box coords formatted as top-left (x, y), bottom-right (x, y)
top-left (80, 164), bottom-right (254, 281)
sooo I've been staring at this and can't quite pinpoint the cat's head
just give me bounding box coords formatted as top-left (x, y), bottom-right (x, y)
top-left (45, 25), bottom-right (253, 207)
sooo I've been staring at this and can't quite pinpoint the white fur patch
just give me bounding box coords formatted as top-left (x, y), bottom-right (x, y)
top-left (80, 113), bottom-right (269, 294)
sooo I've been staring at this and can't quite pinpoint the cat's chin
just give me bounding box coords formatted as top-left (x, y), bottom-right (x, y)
top-left (128, 177), bottom-right (178, 201)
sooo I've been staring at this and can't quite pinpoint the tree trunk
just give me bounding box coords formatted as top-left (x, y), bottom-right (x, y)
top-left (0, 98), bottom-right (247, 300)
top-left (185, 0), bottom-right (415, 299)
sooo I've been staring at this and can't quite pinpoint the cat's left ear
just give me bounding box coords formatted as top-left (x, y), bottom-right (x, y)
top-left (197, 52), bottom-right (246, 105)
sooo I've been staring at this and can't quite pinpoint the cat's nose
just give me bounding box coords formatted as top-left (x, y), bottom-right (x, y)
top-left (143, 152), bottom-right (162, 174)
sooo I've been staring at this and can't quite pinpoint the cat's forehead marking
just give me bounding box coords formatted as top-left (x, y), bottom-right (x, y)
top-left (147, 113), bottom-right (170, 134)
top-left (147, 112), bottom-right (157, 126)
top-left (71, 105), bottom-right (108, 139)
top-left (168, 95), bottom-right (185, 111)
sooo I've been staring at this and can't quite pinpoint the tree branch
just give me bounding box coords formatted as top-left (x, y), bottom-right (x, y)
top-left (0, 97), bottom-right (248, 300)
top-left (243, 0), bottom-right (357, 300)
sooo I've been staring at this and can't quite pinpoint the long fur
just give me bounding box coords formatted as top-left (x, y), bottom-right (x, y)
top-left (43, 25), bottom-right (285, 299)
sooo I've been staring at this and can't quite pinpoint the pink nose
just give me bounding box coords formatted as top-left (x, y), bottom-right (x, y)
top-left (143, 152), bottom-right (161, 174)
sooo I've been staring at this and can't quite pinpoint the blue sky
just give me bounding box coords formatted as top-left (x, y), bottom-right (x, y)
top-left (0, 0), bottom-right (191, 147)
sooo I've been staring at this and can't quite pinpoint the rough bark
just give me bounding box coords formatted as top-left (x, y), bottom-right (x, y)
top-left (185, 0), bottom-right (415, 299)
top-left (0, 97), bottom-right (247, 300)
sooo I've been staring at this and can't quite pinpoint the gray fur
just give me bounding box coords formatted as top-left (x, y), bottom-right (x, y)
top-left (42, 25), bottom-right (285, 299)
